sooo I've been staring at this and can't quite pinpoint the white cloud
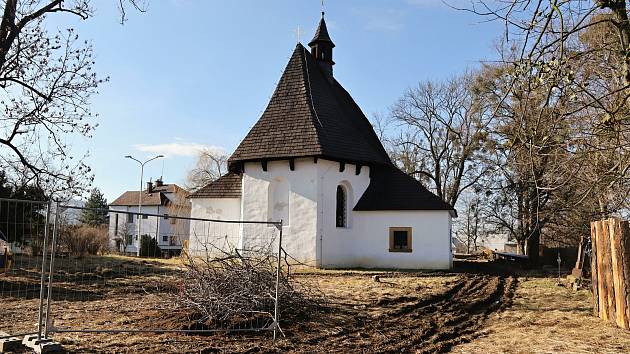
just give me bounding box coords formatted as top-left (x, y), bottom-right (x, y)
top-left (134, 142), bottom-right (226, 158)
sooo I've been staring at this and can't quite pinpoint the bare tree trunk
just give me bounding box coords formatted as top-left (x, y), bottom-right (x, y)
top-left (527, 228), bottom-right (541, 266)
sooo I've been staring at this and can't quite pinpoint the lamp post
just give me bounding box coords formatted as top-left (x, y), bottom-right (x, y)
top-left (125, 154), bottom-right (164, 256)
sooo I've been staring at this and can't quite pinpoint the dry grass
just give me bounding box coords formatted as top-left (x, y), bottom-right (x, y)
top-left (451, 277), bottom-right (630, 354)
top-left (3, 256), bottom-right (630, 353)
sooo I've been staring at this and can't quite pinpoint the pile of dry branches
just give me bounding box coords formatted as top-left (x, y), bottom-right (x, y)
top-left (175, 245), bottom-right (318, 327)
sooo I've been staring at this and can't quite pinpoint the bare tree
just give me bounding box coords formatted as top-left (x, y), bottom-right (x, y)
top-left (476, 57), bottom-right (586, 262)
top-left (387, 73), bottom-right (493, 207)
top-left (463, 0), bottom-right (630, 213)
top-left (185, 148), bottom-right (228, 191)
top-left (0, 1), bottom-right (146, 196)
top-left (455, 193), bottom-right (488, 254)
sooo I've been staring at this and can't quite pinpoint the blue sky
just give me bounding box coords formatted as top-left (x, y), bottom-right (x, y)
top-left (55, 0), bottom-right (501, 201)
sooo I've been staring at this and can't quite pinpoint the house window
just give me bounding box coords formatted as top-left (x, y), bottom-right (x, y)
top-left (162, 235), bottom-right (168, 242)
top-left (126, 213), bottom-right (134, 223)
top-left (141, 214), bottom-right (148, 219)
top-left (336, 185), bottom-right (347, 228)
top-left (389, 227), bottom-right (412, 252)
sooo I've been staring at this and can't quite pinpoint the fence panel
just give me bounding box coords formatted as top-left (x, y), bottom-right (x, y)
top-left (45, 205), bottom-right (284, 337)
top-left (0, 198), bottom-right (51, 339)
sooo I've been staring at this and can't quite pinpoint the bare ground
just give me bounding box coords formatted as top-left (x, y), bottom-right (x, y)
top-left (2, 256), bottom-right (630, 353)
top-left (451, 276), bottom-right (630, 354)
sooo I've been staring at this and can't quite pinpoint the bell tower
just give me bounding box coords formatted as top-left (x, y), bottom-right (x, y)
top-left (308, 12), bottom-right (335, 77)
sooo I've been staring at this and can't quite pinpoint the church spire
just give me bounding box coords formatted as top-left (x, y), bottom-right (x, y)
top-left (308, 12), bottom-right (335, 77)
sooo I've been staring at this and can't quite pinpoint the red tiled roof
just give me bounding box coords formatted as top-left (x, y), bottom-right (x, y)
top-left (110, 191), bottom-right (166, 206)
top-left (110, 184), bottom-right (188, 206)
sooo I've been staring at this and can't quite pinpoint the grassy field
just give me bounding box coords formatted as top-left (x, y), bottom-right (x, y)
top-left (1, 255), bottom-right (630, 353)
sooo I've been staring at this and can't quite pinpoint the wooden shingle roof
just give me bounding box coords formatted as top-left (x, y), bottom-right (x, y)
top-left (228, 44), bottom-right (391, 168)
top-left (354, 166), bottom-right (456, 215)
top-left (309, 16), bottom-right (334, 47)
top-left (188, 173), bottom-right (242, 199)
top-left (220, 42), bottom-right (455, 214)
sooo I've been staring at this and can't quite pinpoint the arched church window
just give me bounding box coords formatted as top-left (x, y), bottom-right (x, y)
top-left (336, 185), bottom-right (347, 228)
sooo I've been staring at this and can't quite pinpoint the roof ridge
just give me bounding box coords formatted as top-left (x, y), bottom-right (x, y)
top-left (300, 44), bottom-right (324, 129)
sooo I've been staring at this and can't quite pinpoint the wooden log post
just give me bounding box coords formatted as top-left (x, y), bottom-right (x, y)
top-left (602, 220), bottom-right (617, 322)
top-left (609, 218), bottom-right (628, 329)
top-left (622, 221), bottom-right (630, 330)
top-left (595, 220), bottom-right (609, 320)
top-left (590, 218), bottom-right (630, 329)
top-left (591, 221), bottom-right (599, 317)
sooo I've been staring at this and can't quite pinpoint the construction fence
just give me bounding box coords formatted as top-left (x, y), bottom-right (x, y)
top-left (0, 198), bottom-right (286, 344)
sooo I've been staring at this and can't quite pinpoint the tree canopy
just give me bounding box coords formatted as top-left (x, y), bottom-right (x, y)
top-left (79, 188), bottom-right (108, 226)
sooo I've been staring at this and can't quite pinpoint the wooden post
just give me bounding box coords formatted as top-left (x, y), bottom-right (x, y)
top-left (591, 222), bottom-right (600, 317)
top-left (622, 221), bottom-right (630, 330)
top-left (603, 220), bottom-right (617, 322)
top-left (609, 218), bottom-right (628, 329)
top-left (591, 218), bottom-right (630, 329)
top-left (575, 235), bottom-right (584, 269)
top-left (595, 220), bottom-right (609, 320)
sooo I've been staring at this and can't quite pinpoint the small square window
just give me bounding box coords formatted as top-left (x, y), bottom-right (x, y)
top-left (141, 214), bottom-right (148, 219)
top-left (162, 235), bottom-right (168, 242)
top-left (126, 214), bottom-right (134, 223)
top-left (389, 227), bottom-right (412, 252)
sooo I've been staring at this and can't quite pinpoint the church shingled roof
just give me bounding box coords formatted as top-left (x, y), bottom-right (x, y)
top-left (221, 39), bottom-right (455, 214)
top-left (354, 166), bottom-right (456, 215)
top-left (188, 172), bottom-right (242, 199)
top-left (228, 44), bottom-right (391, 167)
top-left (309, 16), bottom-right (334, 47)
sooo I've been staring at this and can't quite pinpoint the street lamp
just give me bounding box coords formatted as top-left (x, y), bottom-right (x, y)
top-left (125, 154), bottom-right (164, 256)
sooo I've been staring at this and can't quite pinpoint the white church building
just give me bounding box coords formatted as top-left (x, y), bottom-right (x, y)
top-left (188, 14), bottom-right (456, 269)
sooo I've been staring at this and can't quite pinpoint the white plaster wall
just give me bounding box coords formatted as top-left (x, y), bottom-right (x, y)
top-left (241, 159), bottom-right (319, 264)
top-left (189, 198), bottom-right (241, 256)
top-left (188, 157), bottom-right (453, 269)
top-left (321, 210), bottom-right (453, 269)
top-left (315, 159), bottom-right (371, 266)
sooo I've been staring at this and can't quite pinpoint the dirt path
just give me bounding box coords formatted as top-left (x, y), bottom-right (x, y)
top-left (2, 271), bottom-right (516, 353)
top-left (273, 274), bottom-right (516, 353)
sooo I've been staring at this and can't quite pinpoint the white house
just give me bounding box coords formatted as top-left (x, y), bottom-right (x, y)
top-left (188, 15), bottom-right (456, 269)
top-left (109, 179), bottom-right (190, 256)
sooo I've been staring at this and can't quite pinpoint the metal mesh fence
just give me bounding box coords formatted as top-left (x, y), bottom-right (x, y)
top-left (46, 204), bottom-right (283, 337)
top-left (0, 198), bottom-right (285, 341)
top-left (0, 198), bottom-right (51, 339)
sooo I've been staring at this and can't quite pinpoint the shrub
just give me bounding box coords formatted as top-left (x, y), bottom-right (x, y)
top-left (139, 235), bottom-right (161, 257)
top-left (59, 225), bottom-right (109, 257)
